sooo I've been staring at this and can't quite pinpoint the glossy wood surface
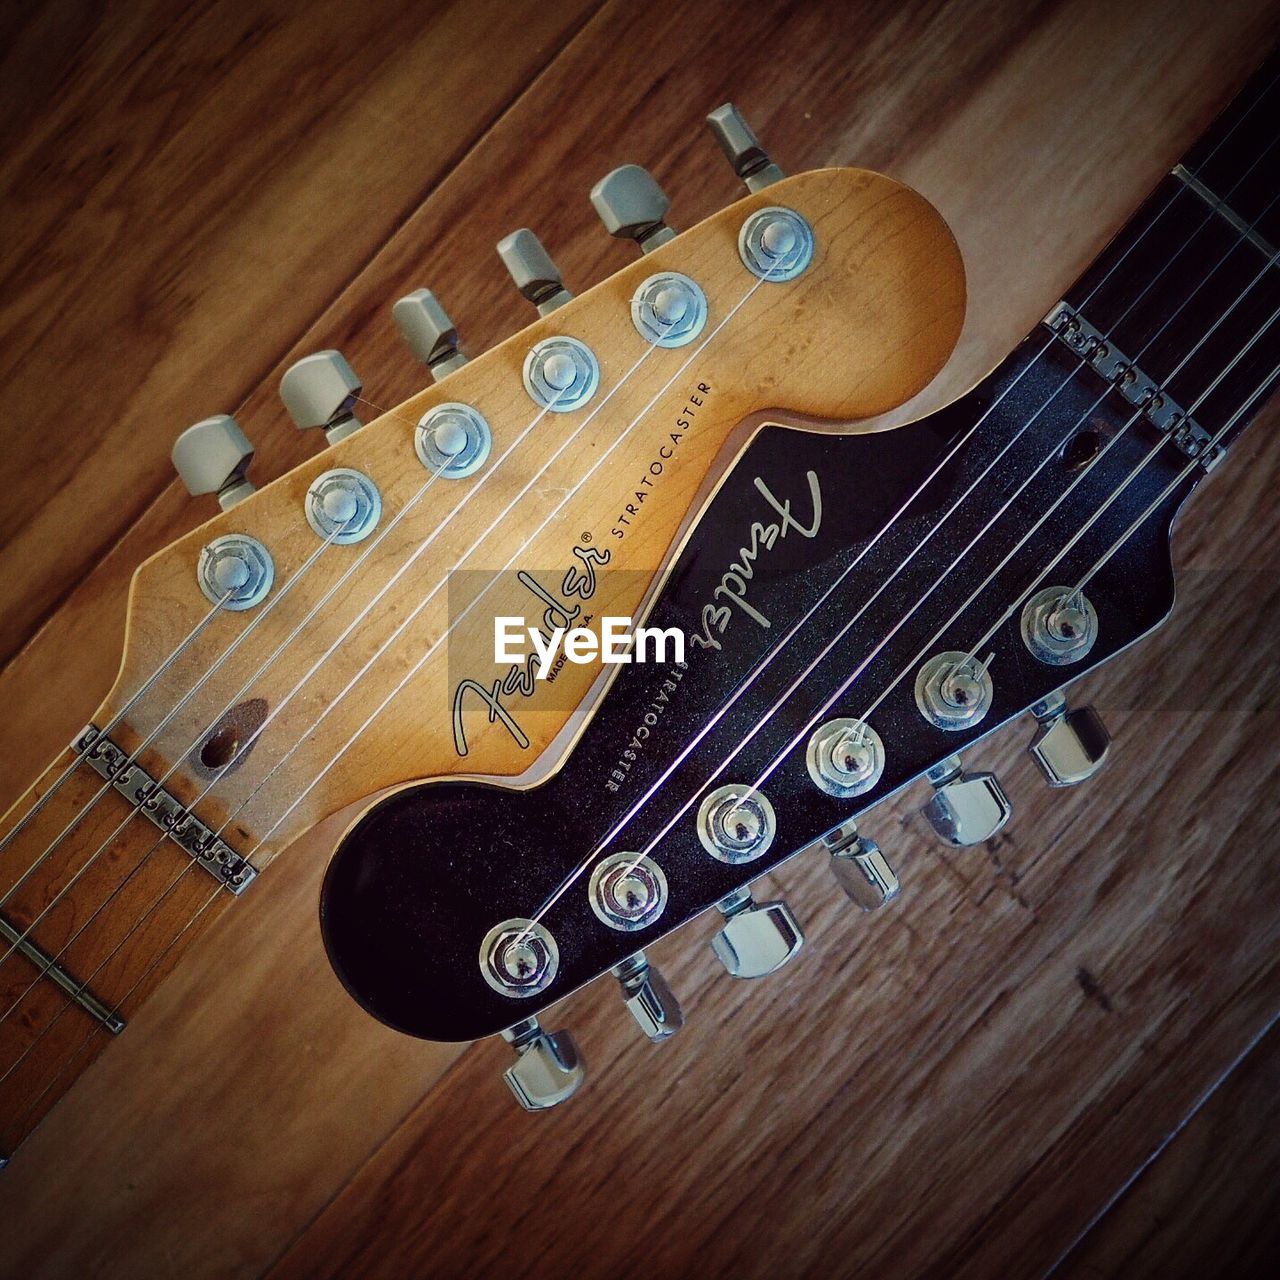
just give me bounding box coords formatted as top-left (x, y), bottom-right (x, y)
top-left (2, 0), bottom-right (1278, 1276)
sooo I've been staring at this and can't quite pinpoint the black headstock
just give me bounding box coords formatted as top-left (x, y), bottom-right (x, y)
top-left (319, 332), bottom-right (1193, 1043)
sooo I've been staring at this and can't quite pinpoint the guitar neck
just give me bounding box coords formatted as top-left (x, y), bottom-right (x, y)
top-left (0, 749), bottom-right (234, 1161)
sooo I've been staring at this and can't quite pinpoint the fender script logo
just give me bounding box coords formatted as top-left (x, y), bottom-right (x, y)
top-left (451, 544), bottom-right (610, 756)
top-left (691, 470), bottom-right (822, 652)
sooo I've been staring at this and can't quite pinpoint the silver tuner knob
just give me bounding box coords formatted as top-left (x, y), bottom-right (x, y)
top-left (590, 165), bottom-right (676, 253)
top-left (171, 414), bottom-right (255, 510)
top-left (392, 288), bottom-right (468, 381)
top-left (501, 1017), bottom-right (585, 1112)
top-left (823, 822), bottom-right (899, 912)
top-left (921, 755), bottom-right (1012, 848)
top-left (711, 886), bottom-right (803, 979)
top-left (612, 951), bottom-right (682, 1042)
top-left (705, 103), bottom-right (785, 193)
top-left (497, 228), bottom-right (572, 316)
top-left (279, 349), bottom-right (362, 444)
top-left (1028, 691), bottom-right (1111, 787)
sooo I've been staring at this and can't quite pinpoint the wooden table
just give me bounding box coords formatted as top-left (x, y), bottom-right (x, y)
top-left (1, 1), bottom-right (1278, 1275)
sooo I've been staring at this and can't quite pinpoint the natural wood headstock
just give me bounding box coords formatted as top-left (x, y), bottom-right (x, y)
top-left (104, 165), bottom-right (964, 867)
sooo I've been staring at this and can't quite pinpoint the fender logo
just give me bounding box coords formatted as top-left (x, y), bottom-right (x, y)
top-left (451, 543), bottom-right (611, 756)
top-left (691, 470), bottom-right (822, 651)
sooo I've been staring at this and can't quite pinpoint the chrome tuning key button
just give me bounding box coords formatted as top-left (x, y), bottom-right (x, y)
top-left (393, 288), bottom-right (468, 380)
top-left (279, 350), bottom-right (363, 444)
top-left (1028, 690), bottom-right (1111, 786)
top-left (479, 918), bottom-right (559, 998)
top-left (921, 755), bottom-right (1011, 847)
top-left (915, 651), bottom-right (995, 731)
top-left (631, 273), bottom-right (707, 347)
top-left (590, 164), bottom-right (677, 253)
top-left (711, 887), bottom-right (803, 979)
top-left (172, 414), bottom-right (256, 509)
top-left (612, 951), bottom-right (683, 1042)
top-left (1021, 586), bottom-right (1099, 665)
top-left (497, 228), bottom-right (572, 316)
top-left (807, 718), bottom-right (885, 799)
top-left (824, 822), bottom-right (899, 911)
top-left (705, 103), bottom-right (785, 192)
top-left (589, 851), bottom-right (668, 931)
top-left (501, 1017), bottom-right (585, 1112)
top-left (697, 784), bottom-right (776, 864)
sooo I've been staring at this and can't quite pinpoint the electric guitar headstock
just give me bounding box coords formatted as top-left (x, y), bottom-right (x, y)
top-left (98, 108), bottom-right (964, 874)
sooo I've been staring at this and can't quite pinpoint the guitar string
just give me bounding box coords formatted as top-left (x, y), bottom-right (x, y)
top-left (0, 592), bottom-right (234, 859)
top-left (0, 272), bottom-right (775, 1091)
top-left (0, 383), bottom-right (580, 984)
top-left (0, 384), bottom-right (472, 868)
top-left (2, 104), bottom-right (1269, 1116)
top-left (0, 280), bottom-right (732, 1031)
top-left (686, 245), bottom-right (1280, 858)
top-left (0, 283), bottom-right (669, 927)
top-left (13, 346), bottom-right (1273, 1150)
top-left (525, 169), bottom-right (1280, 929)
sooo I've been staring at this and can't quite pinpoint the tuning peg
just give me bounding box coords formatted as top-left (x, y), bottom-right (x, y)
top-left (705, 103), bottom-right (785, 193)
top-left (711, 886), bottom-right (803, 979)
top-left (501, 1017), bottom-right (585, 1112)
top-left (171, 414), bottom-right (256, 509)
top-left (921, 755), bottom-right (1011, 847)
top-left (497, 228), bottom-right (572, 316)
top-left (612, 951), bottom-right (683, 1041)
top-left (392, 288), bottom-right (468, 381)
top-left (1028, 691), bottom-right (1111, 787)
top-left (279, 349), bottom-right (362, 444)
top-left (824, 822), bottom-right (900, 911)
top-left (590, 165), bottom-right (676, 253)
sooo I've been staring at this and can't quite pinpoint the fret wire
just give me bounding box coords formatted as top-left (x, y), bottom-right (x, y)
top-left (0, 850), bottom-right (197, 1097)
top-left (1, 869), bottom-right (223, 1157)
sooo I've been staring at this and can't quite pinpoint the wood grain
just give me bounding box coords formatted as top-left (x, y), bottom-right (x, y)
top-left (1055, 1021), bottom-right (1280, 1279)
top-left (1, 0), bottom-right (1278, 1277)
